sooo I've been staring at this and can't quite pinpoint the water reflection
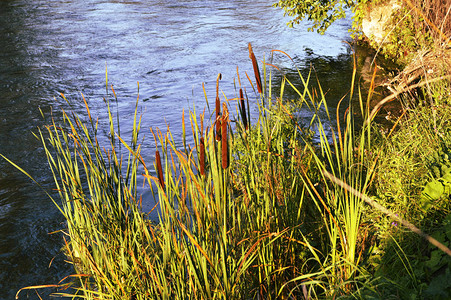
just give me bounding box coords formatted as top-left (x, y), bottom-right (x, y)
top-left (0, 0), bottom-right (353, 298)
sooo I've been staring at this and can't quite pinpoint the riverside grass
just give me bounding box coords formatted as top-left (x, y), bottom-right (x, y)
top-left (9, 47), bottom-right (451, 299)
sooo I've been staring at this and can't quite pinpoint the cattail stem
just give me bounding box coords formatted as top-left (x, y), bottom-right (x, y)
top-left (221, 103), bottom-right (229, 169)
top-left (199, 137), bottom-right (206, 176)
top-left (239, 88), bottom-right (248, 130)
top-left (155, 149), bottom-right (165, 189)
top-left (248, 43), bottom-right (262, 94)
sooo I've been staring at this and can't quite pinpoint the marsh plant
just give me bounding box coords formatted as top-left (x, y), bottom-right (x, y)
top-left (8, 45), bottom-right (451, 299)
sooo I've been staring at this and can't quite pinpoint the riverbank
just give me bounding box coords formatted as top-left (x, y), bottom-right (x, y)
top-left (352, 0), bottom-right (451, 131)
top-left (356, 0), bottom-right (451, 86)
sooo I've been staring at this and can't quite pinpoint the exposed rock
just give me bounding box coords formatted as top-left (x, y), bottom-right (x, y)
top-left (361, 0), bottom-right (402, 45)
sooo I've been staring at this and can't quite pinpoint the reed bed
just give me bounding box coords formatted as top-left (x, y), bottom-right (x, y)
top-left (9, 45), bottom-right (451, 299)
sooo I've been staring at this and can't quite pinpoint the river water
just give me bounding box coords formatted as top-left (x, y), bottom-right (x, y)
top-left (0, 1), bottom-right (354, 298)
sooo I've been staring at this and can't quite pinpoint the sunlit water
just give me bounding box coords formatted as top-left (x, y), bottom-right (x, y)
top-left (0, 1), bottom-right (354, 298)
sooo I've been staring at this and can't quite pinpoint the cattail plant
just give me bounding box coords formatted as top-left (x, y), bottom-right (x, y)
top-left (215, 73), bottom-right (222, 141)
top-left (239, 88), bottom-right (248, 130)
top-left (221, 103), bottom-right (229, 169)
top-left (215, 97), bottom-right (221, 141)
top-left (248, 43), bottom-right (262, 94)
top-left (155, 148), bottom-right (165, 189)
top-left (10, 46), bottom-right (414, 300)
top-left (199, 136), bottom-right (206, 176)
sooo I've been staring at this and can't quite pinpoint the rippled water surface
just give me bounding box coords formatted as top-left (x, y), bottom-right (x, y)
top-left (0, 1), bottom-right (353, 298)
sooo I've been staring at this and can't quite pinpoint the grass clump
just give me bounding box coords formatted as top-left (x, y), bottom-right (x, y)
top-left (7, 45), bottom-right (451, 299)
top-left (361, 85), bottom-right (451, 299)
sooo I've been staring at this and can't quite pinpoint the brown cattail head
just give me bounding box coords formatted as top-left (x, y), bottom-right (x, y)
top-left (215, 96), bottom-right (221, 141)
top-left (199, 136), bottom-right (206, 176)
top-left (216, 73), bottom-right (222, 98)
top-left (248, 43), bottom-right (262, 94)
top-left (215, 73), bottom-right (222, 141)
top-left (221, 103), bottom-right (229, 169)
top-left (239, 88), bottom-right (248, 130)
top-left (155, 149), bottom-right (165, 189)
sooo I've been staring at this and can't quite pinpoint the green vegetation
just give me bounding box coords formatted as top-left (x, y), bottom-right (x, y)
top-left (273, 0), bottom-right (356, 34)
top-left (361, 96), bottom-right (451, 299)
top-left (275, 0), bottom-right (451, 63)
top-left (6, 40), bottom-right (451, 299)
